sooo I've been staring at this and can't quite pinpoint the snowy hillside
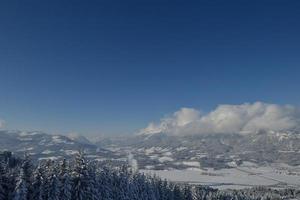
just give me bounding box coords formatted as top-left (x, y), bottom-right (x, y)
top-left (97, 130), bottom-right (300, 170)
top-left (0, 130), bottom-right (114, 162)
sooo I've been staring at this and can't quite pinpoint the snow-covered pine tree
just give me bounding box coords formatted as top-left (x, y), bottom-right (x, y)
top-left (86, 161), bottom-right (100, 200)
top-left (150, 175), bottom-right (163, 200)
top-left (71, 151), bottom-right (91, 200)
top-left (97, 166), bottom-right (113, 200)
top-left (115, 165), bottom-right (131, 200)
top-left (59, 159), bottom-right (72, 200)
top-left (47, 167), bottom-right (60, 200)
top-left (13, 168), bottom-right (28, 200)
top-left (131, 173), bottom-right (150, 200)
top-left (6, 164), bottom-right (19, 200)
top-left (182, 185), bottom-right (193, 200)
top-left (172, 184), bottom-right (183, 200)
top-left (165, 182), bottom-right (175, 200)
top-left (160, 179), bottom-right (171, 200)
top-left (60, 173), bottom-right (72, 200)
top-left (0, 160), bottom-right (7, 200)
top-left (110, 169), bottom-right (122, 200)
top-left (13, 154), bottom-right (33, 200)
top-left (31, 165), bottom-right (45, 200)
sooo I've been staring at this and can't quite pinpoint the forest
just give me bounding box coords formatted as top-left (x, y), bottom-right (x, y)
top-left (0, 151), bottom-right (299, 200)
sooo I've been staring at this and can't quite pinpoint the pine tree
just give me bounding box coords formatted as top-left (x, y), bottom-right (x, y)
top-left (172, 185), bottom-right (183, 200)
top-left (59, 159), bottom-right (72, 200)
top-left (115, 165), bottom-right (131, 200)
top-left (97, 166), bottom-right (113, 200)
top-left (131, 173), bottom-right (150, 200)
top-left (47, 173), bottom-right (60, 200)
top-left (166, 182), bottom-right (175, 200)
top-left (13, 155), bottom-right (33, 200)
top-left (72, 151), bottom-right (91, 200)
top-left (0, 160), bottom-right (7, 200)
top-left (161, 179), bottom-right (171, 200)
top-left (182, 185), bottom-right (193, 200)
top-left (13, 168), bottom-right (28, 200)
top-left (45, 161), bottom-right (61, 200)
top-left (31, 166), bottom-right (45, 200)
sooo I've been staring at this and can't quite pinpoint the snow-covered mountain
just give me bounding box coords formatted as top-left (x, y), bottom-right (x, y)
top-left (97, 130), bottom-right (300, 170)
top-left (0, 130), bottom-right (113, 161)
top-left (67, 133), bottom-right (93, 145)
top-left (2, 129), bottom-right (300, 170)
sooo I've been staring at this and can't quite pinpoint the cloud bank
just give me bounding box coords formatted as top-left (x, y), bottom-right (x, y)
top-left (139, 102), bottom-right (300, 136)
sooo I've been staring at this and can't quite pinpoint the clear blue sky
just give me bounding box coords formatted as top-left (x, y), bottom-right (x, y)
top-left (0, 0), bottom-right (300, 136)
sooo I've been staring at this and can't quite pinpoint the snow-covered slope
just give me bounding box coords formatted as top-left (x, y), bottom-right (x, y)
top-left (0, 130), bottom-right (112, 161)
top-left (67, 133), bottom-right (93, 145)
top-left (97, 130), bottom-right (300, 170)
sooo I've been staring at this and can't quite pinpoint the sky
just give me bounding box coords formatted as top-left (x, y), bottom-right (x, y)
top-left (0, 0), bottom-right (300, 136)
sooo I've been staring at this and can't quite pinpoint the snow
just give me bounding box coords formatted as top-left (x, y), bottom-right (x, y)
top-left (106, 147), bottom-right (121, 152)
top-left (115, 158), bottom-right (128, 162)
top-left (176, 147), bottom-right (187, 151)
top-left (38, 156), bottom-right (61, 160)
top-left (145, 148), bottom-right (155, 155)
top-left (94, 158), bottom-right (107, 162)
top-left (163, 151), bottom-right (172, 156)
top-left (18, 137), bottom-right (33, 141)
top-left (196, 153), bottom-right (207, 158)
top-left (149, 155), bottom-right (159, 160)
top-left (145, 165), bottom-right (155, 169)
top-left (63, 150), bottom-right (78, 156)
top-left (186, 167), bottom-right (203, 171)
top-left (182, 161), bottom-right (200, 167)
top-left (161, 148), bottom-right (170, 152)
top-left (137, 148), bottom-right (145, 152)
top-left (278, 150), bottom-right (295, 153)
top-left (145, 147), bottom-right (164, 154)
top-left (141, 165), bottom-right (300, 190)
top-left (240, 161), bottom-right (258, 167)
top-left (86, 155), bottom-right (101, 158)
top-left (42, 150), bottom-right (55, 154)
top-left (227, 161), bottom-right (238, 167)
top-left (158, 156), bottom-right (174, 162)
top-left (19, 131), bottom-right (40, 136)
top-left (51, 136), bottom-right (74, 145)
top-left (52, 136), bottom-right (67, 143)
top-left (38, 139), bottom-right (47, 145)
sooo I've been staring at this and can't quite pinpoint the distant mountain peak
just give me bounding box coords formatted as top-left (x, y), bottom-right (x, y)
top-left (67, 133), bottom-right (92, 145)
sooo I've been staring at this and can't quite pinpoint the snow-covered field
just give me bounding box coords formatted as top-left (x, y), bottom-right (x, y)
top-left (141, 164), bottom-right (300, 190)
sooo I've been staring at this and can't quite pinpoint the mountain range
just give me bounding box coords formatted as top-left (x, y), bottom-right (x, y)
top-left (97, 130), bottom-right (300, 170)
top-left (0, 130), bottom-right (113, 162)
top-left (1, 129), bottom-right (300, 170)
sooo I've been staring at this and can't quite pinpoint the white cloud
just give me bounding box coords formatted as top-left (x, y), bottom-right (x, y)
top-left (139, 102), bottom-right (300, 136)
top-left (139, 108), bottom-right (201, 135)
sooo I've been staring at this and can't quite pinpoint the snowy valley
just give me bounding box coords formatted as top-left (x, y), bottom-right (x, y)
top-left (1, 129), bottom-right (300, 193)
